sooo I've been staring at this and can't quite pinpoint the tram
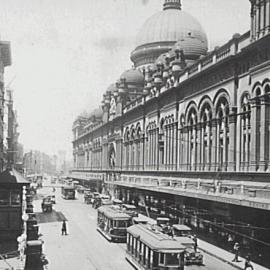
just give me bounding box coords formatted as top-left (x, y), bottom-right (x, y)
top-left (126, 224), bottom-right (185, 270)
top-left (61, 186), bottom-right (76, 199)
top-left (97, 205), bottom-right (132, 242)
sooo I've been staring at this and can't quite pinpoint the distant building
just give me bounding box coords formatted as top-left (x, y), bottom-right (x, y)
top-left (0, 41), bottom-right (11, 172)
top-left (23, 150), bottom-right (58, 176)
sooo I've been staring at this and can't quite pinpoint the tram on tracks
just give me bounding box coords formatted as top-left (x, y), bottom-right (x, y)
top-left (126, 224), bottom-right (185, 270)
top-left (61, 186), bottom-right (76, 199)
top-left (97, 205), bottom-right (132, 242)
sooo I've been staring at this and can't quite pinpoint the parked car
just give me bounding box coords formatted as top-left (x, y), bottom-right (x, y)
top-left (184, 248), bottom-right (203, 265)
top-left (41, 197), bottom-right (53, 212)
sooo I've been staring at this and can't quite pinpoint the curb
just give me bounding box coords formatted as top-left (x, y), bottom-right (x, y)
top-left (198, 247), bottom-right (243, 270)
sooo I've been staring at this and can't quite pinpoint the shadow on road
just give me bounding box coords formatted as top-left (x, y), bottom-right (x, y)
top-left (35, 211), bottom-right (67, 224)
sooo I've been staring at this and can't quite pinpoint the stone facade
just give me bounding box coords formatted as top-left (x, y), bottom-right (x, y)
top-left (72, 1), bottom-right (270, 211)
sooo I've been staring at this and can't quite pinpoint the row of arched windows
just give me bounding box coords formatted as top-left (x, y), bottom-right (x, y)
top-left (74, 81), bottom-right (270, 172)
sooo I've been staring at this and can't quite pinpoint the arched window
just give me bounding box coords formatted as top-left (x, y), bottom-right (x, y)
top-left (264, 84), bottom-right (270, 170)
top-left (216, 97), bottom-right (229, 171)
top-left (200, 103), bottom-right (213, 171)
top-left (187, 108), bottom-right (198, 170)
top-left (159, 118), bottom-right (165, 166)
top-left (240, 94), bottom-right (251, 171)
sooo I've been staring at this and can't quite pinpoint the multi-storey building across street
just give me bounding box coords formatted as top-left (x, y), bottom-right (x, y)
top-left (71, 0), bottom-right (270, 267)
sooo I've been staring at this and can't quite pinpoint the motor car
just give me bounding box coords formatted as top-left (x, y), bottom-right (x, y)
top-left (100, 194), bottom-right (112, 205)
top-left (184, 248), bottom-right (203, 265)
top-left (173, 235), bottom-right (204, 266)
top-left (91, 192), bottom-right (101, 204)
top-left (41, 197), bottom-right (53, 212)
top-left (49, 195), bottom-right (56, 204)
top-left (76, 185), bottom-right (86, 194)
top-left (172, 224), bottom-right (192, 237)
top-left (122, 204), bottom-right (138, 217)
top-left (84, 193), bottom-right (93, 204)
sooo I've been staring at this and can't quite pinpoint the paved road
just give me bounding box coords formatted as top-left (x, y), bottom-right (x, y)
top-left (33, 185), bottom-right (237, 270)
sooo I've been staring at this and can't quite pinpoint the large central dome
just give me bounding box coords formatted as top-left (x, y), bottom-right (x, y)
top-left (131, 0), bottom-right (208, 68)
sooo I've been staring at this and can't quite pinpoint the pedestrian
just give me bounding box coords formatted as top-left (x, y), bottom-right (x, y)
top-left (244, 256), bottom-right (254, 270)
top-left (232, 242), bottom-right (240, 262)
top-left (228, 233), bottom-right (234, 251)
top-left (61, 220), bottom-right (67, 235)
top-left (193, 234), bottom-right (198, 252)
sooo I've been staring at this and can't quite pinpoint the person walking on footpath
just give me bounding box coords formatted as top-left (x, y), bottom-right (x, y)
top-left (61, 220), bottom-right (67, 235)
top-left (244, 256), bottom-right (254, 270)
top-left (232, 242), bottom-right (240, 262)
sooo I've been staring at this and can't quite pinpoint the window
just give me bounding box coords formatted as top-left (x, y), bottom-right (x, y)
top-left (159, 253), bottom-right (165, 264)
top-left (11, 191), bottom-right (21, 206)
top-left (116, 220), bottom-right (126, 227)
top-left (0, 190), bottom-right (9, 206)
top-left (166, 253), bottom-right (179, 266)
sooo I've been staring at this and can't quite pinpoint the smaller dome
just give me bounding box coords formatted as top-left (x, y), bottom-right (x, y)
top-left (155, 52), bottom-right (173, 65)
top-left (91, 107), bottom-right (103, 119)
top-left (120, 68), bottom-right (144, 88)
top-left (171, 37), bottom-right (207, 60)
top-left (106, 83), bottom-right (117, 94)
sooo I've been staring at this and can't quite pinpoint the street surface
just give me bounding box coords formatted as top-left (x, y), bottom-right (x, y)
top-left (33, 183), bottom-right (237, 270)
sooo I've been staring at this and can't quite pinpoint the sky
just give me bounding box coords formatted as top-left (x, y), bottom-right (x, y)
top-left (0, 0), bottom-right (250, 159)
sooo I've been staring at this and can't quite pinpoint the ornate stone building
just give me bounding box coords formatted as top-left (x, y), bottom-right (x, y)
top-left (0, 41), bottom-right (11, 171)
top-left (72, 0), bottom-right (270, 267)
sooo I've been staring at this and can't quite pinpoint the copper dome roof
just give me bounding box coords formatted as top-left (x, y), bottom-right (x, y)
top-left (131, 4), bottom-right (208, 67)
top-left (120, 68), bottom-right (144, 88)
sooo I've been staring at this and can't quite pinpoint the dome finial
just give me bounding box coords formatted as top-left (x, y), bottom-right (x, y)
top-left (163, 0), bottom-right (181, 10)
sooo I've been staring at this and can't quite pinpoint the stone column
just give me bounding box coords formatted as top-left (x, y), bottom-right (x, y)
top-left (142, 136), bottom-right (145, 171)
top-left (207, 123), bottom-right (211, 171)
top-left (164, 127), bottom-right (167, 170)
top-left (246, 116), bottom-right (251, 171)
top-left (154, 129), bottom-right (158, 170)
top-left (266, 0), bottom-right (270, 32)
top-left (167, 126), bottom-right (171, 170)
top-left (211, 119), bottom-right (217, 171)
top-left (178, 128), bottom-right (183, 170)
top-left (167, 126), bottom-right (171, 169)
top-left (228, 111), bottom-right (237, 171)
top-left (193, 126), bottom-right (197, 171)
top-left (182, 127), bottom-right (188, 170)
top-left (240, 115), bottom-right (245, 171)
top-left (267, 102), bottom-right (270, 171)
top-left (196, 123), bottom-right (202, 171)
top-left (260, 0), bottom-right (265, 36)
top-left (250, 103), bottom-right (258, 171)
top-left (173, 123), bottom-right (178, 170)
top-left (251, 1), bottom-right (256, 40)
top-left (256, 2), bottom-right (261, 38)
top-left (259, 97), bottom-right (266, 171)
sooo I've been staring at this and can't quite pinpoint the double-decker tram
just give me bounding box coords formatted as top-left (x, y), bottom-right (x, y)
top-left (126, 224), bottom-right (185, 270)
top-left (97, 205), bottom-right (132, 242)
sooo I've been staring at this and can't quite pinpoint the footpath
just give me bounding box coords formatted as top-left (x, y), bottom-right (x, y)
top-left (198, 238), bottom-right (269, 270)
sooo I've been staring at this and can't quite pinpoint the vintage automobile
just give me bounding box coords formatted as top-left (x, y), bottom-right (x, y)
top-left (100, 194), bottom-right (111, 205)
top-left (184, 247), bottom-right (203, 265)
top-left (84, 193), bottom-right (93, 204)
top-left (122, 204), bottom-right (138, 217)
top-left (172, 224), bottom-right (192, 237)
top-left (41, 197), bottom-right (53, 213)
top-left (45, 194), bottom-right (56, 204)
top-left (172, 225), bottom-right (203, 265)
top-left (93, 197), bottom-right (102, 209)
top-left (76, 185), bottom-right (86, 194)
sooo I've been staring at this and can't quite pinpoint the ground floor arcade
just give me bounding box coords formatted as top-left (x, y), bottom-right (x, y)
top-left (110, 185), bottom-right (270, 269)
